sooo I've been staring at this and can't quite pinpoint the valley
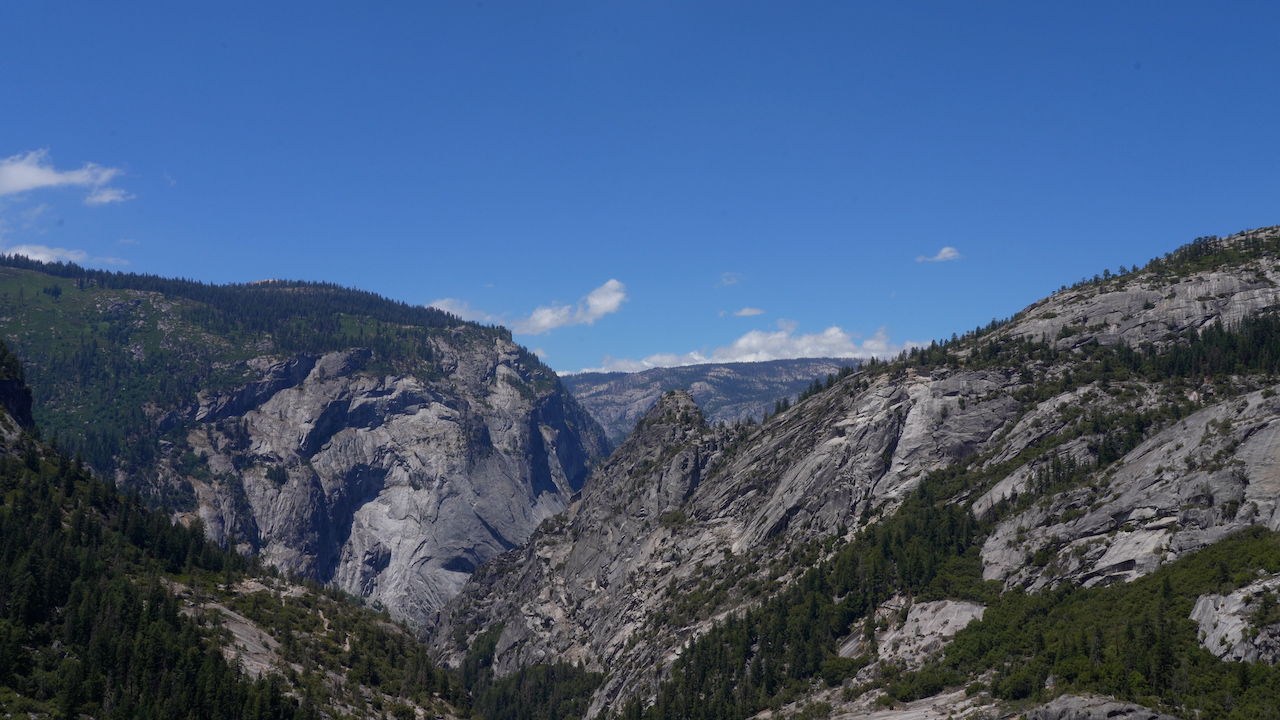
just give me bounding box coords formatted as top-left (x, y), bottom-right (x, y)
top-left (4, 228), bottom-right (1280, 719)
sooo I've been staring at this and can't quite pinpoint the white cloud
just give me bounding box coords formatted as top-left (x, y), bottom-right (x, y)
top-left (2, 244), bottom-right (88, 263)
top-left (0, 244), bottom-right (130, 267)
top-left (85, 187), bottom-right (133, 205)
top-left (511, 279), bottom-right (627, 335)
top-left (20, 204), bottom-right (50, 227)
top-left (717, 271), bottom-right (741, 287)
top-left (0, 150), bottom-right (129, 205)
top-left (733, 307), bottom-right (764, 316)
top-left (428, 298), bottom-right (501, 324)
top-left (575, 324), bottom-right (918, 373)
top-left (531, 347), bottom-right (547, 358)
top-left (916, 246), bottom-right (960, 262)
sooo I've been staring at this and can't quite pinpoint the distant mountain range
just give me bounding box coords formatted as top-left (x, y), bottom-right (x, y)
top-left (561, 357), bottom-right (859, 446)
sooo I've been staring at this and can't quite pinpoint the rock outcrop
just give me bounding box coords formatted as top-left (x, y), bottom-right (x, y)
top-left (1026, 694), bottom-right (1182, 720)
top-left (838, 598), bottom-right (986, 670)
top-left (171, 335), bottom-right (607, 623)
top-left (1191, 574), bottom-right (1280, 664)
top-left (432, 227), bottom-right (1280, 715)
top-left (980, 388), bottom-right (1280, 592)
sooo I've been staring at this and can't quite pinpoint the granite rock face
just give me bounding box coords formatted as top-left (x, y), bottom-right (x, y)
top-left (979, 388), bottom-right (1280, 592)
top-left (432, 228), bottom-right (1280, 715)
top-left (837, 597), bottom-right (985, 670)
top-left (434, 370), bottom-right (1025, 715)
top-left (1026, 694), bottom-right (1182, 720)
top-left (1191, 574), bottom-right (1280, 664)
top-left (167, 335), bottom-right (607, 623)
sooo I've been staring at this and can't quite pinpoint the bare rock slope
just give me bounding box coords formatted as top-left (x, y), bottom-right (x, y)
top-left (433, 227), bottom-right (1280, 715)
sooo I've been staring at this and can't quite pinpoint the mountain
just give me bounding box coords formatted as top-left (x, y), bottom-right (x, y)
top-left (0, 258), bottom-right (608, 624)
top-left (432, 227), bottom-right (1280, 719)
top-left (562, 358), bottom-right (859, 447)
top-left (0, 337), bottom-right (474, 719)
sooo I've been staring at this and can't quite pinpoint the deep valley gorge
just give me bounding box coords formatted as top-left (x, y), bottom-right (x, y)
top-left (5, 228), bottom-right (1280, 719)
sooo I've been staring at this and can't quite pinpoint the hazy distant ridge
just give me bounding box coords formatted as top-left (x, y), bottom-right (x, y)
top-left (562, 357), bottom-right (858, 446)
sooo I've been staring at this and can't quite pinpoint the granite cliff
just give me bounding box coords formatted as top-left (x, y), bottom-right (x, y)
top-left (0, 266), bottom-right (609, 624)
top-left (175, 337), bottom-right (608, 622)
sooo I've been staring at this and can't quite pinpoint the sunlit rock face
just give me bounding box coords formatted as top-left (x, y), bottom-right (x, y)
top-left (1191, 574), bottom-right (1280, 664)
top-left (169, 337), bottom-right (607, 624)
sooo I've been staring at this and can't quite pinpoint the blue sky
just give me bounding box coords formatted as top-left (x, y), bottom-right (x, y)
top-left (2, 2), bottom-right (1279, 373)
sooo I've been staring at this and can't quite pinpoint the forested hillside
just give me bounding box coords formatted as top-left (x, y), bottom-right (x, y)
top-left (0, 334), bottom-right (472, 719)
top-left (0, 254), bottom-right (488, 477)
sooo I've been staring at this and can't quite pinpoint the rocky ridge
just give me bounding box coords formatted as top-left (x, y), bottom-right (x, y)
top-left (562, 357), bottom-right (857, 446)
top-left (432, 227), bottom-right (1280, 716)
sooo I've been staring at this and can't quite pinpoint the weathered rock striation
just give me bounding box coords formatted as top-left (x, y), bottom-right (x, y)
top-left (432, 227), bottom-right (1280, 715)
top-left (169, 335), bottom-right (607, 623)
top-left (1191, 573), bottom-right (1280, 664)
top-left (1026, 694), bottom-right (1182, 720)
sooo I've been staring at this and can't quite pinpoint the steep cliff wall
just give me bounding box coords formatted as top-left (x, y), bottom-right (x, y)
top-left (0, 267), bottom-right (609, 624)
top-left (170, 337), bottom-right (608, 622)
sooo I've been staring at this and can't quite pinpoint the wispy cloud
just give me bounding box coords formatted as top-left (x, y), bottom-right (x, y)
top-left (916, 246), bottom-right (960, 262)
top-left (576, 323), bottom-right (917, 373)
top-left (0, 243), bottom-right (131, 267)
top-left (19, 204), bottom-right (50, 228)
top-left (511, 279), bottom-right (627, 335)
top-left (427, 298), bottom-right (502, 324)
top-left (2, 244), bottom-right (88, 263)
top-left (717, 271), bottom-right (741, 287)
top-left (733, 307), bottom-right (765, 317)
top-left (85, 187), bottom-right (133, 205)
top-left (0, 150), bottom-right (130, 205)
top-left (432, 280), bottom-right (628, 335)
